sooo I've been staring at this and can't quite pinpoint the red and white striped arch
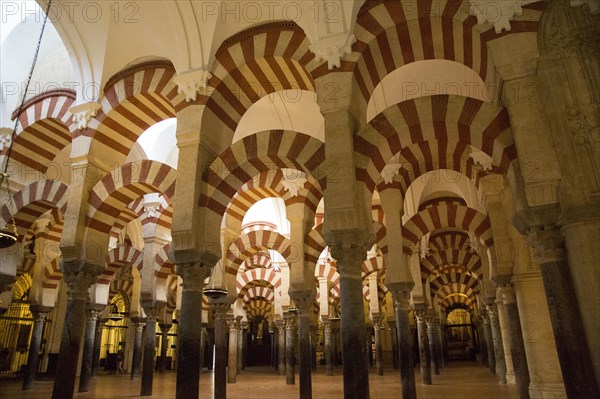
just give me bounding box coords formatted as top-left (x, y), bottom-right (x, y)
top-left (226, 230), bottom-right (293, 276)
top-left (421, 249), bottom-right (482, 282)
top-left (201, 130), bottom-right (325, 222)
top-left (81, 61), bottom-right (184, 162)
top-left (6, 89), bottom-right (75, 172)
top-left (205, 21), bottom-right (318, 136)
top-left (109, 196), bottom-right (173, 241)
top-left (355, 95), bottom-right (515, 191)
top-left (402, 201), bottom-right (493, 250)
top-left (1, 180), bottom-right (68, 241)
top-left (242, 286), bottom-right (275, 304)
top-left (166, 275), bottom-right (178, 313)
top-left (440, 292), bottom-right (476, 311)
top-left (97, 245), bottom-right (143, 285)
top-left (362, 278), bottom-right (388, 305)
top-left (314, 263), bottom-right (341, 302)
top-left (245, 298), bottom-right (272, 320)
top-left (363, 256), bottom-right (385, 276)
top-left (373, 221), bottom-right (388, 255)
top-left (305, 224), bottom-right (327, 267)
top-left (109, 279), bottom-right (134, 305)
top-left (236, 268), bottom-right (282, 294)
top-left (430, 271), bottom-right (480, 296)
top-left (351, 0), bottom-right (546, 119)
top-left (155, 243), bottom-right (175, 283)
top-left (86, 160), bottom-right (176, 235)
top-left (243, 252), bottom-right (272, 270)
top-left (435, 282), bottom-right (478, 310)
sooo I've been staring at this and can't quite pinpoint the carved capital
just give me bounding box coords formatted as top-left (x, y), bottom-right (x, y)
top-left (176, 262), bottom-right (210, 292)
top-left (62, 263), bottom-right (102, 301)
top-left (69, 102), bottom-right (100, 130)
top-left (326, 230), bottom-right (374, 277)
top-left (469, 0), bottom-right (537, 34)
top-left (289, 290), bottom-right (316, 315)
top-left (309, 33), bottom-right (356, 70)
top-left (526, 225), bottom-right (566, 264)
top-left (380, 163), bottom-right (403, 184)
top-left (498, 285), bottom-right (517, 305)
top-left (0, 131), bottom-right (12, 152)
top-left (391, 289), bottom-right (411, 312)
top-left (173, 70), bottom-right (212, 102)
top-left (29, 305), bottom-right (52, 322)
top-left (469, 150), bottom-right (494, 172)
top-left (323, 321), bottom-right (332, 333)
top-left (141, 301), bottom-right (165, 322)
top-left (285, 317), bottom-right (297, 330)
top-left (227, 319), bottom-right (239, 332)
top-left (486, 303), bottom-right (499, 319)
top-left (281, 173), bottom-right (307, 197)
top-left (85, 307), bottom-right (102, 323)
top-left (211, 302), bottom-right (231, 319)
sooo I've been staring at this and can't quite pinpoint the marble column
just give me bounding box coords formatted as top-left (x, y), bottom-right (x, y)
top-left (130, 318), bottom-right (145, 379)
top-left (337, 253), bottom-right (370, 399)
top-left (212, 303), bottom-right (230, 399)
top-left (276, 320), bottom-right (286, 375)
top-left (79, 307), bottom-right (102, 392)
top-left (310, 325), bottom-right (317, 372)
top-left (530, 226), bottom-right (599, 398)
top-left (482, 312), bottom-right (496, 373)
top-left (390, 324), bottom-right (399, 370)
top-left (392, 289), bottom-right (416, 399)
top-left (51, 264), bottom-right (100, 399)
top-left (91, 318), bottom-right (105, 376)
top-left (242, 324), bottom-right (248, 371)
top-left (426, 314), bottom-right (440, 376)
top-left (140, 305), bottom-right (159, 396)
top-left (237, 323), bottom-right (244, 374)
top-left (22, 306), bottom-right (51, 390)
top-left (487, 303), bottom-right (507, 384)
top-left (366, 327), bottom-right (373, 367)
top-left (474, 318), bottom-right (488, 366)
top-left (175, 263), bottom-right (210, 399)
top-left (435, 319), bottom-right (445, 368)
top-left (324, 321), bottom-right (333, 376)
top-left (295, 295), bottom-right (314, 399)
top-left (159, 323), bottom-right (171, 373)
top-left (496, 297), bottom-right (516, 384)
top-left (206, 327), bottom-right (215, 370)
top-left (414, 308), bottom-right (431, 385)
top-left (285, 317), bottom-right (296, 385)
top-left (227, 319), bottom-right (239, 383)
top-left (373, 318), bottom-right (384, 376)
top-left (499, 286), bottom-right (530, 399)
top-left (200, 326), bottom-right (206, 372)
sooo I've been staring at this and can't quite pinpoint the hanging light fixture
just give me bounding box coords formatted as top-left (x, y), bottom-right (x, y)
top-left (203, 261), bottom-right (228, 299)
top-left (0, 0), bottom-right (54, 249)
top-left (288, 299), bottom-right (298, 314)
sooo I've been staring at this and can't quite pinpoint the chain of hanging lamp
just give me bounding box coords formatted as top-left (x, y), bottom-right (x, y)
top-left (0, 0), bottom-right (54, 248)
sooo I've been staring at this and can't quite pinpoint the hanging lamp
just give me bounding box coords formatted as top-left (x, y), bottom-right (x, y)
top-left (0, 0), bottom-right (54, 248)
top-left (203, 262), bottom-right (228, 299)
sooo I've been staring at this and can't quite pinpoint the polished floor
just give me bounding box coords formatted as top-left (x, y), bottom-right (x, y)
top-left (1, 362), bottom-right (517, 399)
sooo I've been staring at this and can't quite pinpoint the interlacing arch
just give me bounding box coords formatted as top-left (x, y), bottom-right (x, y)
top-left (97, 244), bottom-right (143, 285)
top-left (81, 61), bottom-right (186, 162)
top-left (0, 180), bottom-right (68, 241)
top-left (402, 200), bottom-right (493, 251)
top-left (355, 95), bottom-right (515, 191)
top-left (6, 89), bottom-right (75, 172)
top-left (204, 21), bottom-right (319, 137)
top-left (86, 160), bottom-right (177, 235)
top-left (350, 0), bottom-right (546, 120)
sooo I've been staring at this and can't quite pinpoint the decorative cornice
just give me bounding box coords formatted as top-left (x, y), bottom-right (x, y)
top-left (172, 70), bottom-right (213, 102)
top-left (69, 102), bottom-right (101, 130)
top-left (380, 163), bottom-right (403, 184)
top-left (309, 33), bottom-right (357, 70)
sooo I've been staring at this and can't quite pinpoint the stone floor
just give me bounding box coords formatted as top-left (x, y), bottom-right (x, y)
top-left (1, 361), bottom-right (517, 398)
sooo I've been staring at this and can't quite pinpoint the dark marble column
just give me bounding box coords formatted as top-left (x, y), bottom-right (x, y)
top-left (426, 314), bottom-right (440, 376)
top-left (337, 253), bottom-right (370, 399)
top-left (79, 307), bottom-right (102, 392)
top-left (227, 319), bottom-right (239, 383)
top-left (500, 286), bottom-right (530, 399)
top-left (175, 263), bottom-right (210, 399)
top-left (200, 326), bottom-right (206, 372)
top-left (310, 325), bottom-right (317, 372)
top-left (237, 323), bottom-right (244, 374)
top-left (482, 312), bottom-right (496, 373)
top-left (140, 305), bottom-right (159, 396)
top-left (206, 327), bottom-right (215, 370)
top-left (435, 319), bottom-right (445, 368)
top-left (392, 289), bottom-right (416, 399)
top-left (51, 264), bottom-right (101, 399)
top-left (475, 318), bottom-right (488, 367)
top-left (130, 318), bottom-right (145, 379)
top-left (159, 323), bottom-right (171, 373)
top-left (22, 306), bottom-right (51, 390)
top-left (91, 318), bottom-right (105, 376)
top-left (285, 317), bottom-right (296, 385)
top-left (487, 303), bottom-right (507, 384)
top-left (276, 320), bottom-right (286, 375)
top-left (414, 308), bottom-right (431, 385)
top-left (389, 324), bottom-right (399, 370)
top-left (373, 318), bottom-right (384, 376)
top-left (241, 323), bottom-right (248, 371)
top-left (212, 303), bottom-right (230, 399)
top-left (294, 294), bottom-right (314, 399)
top-left (324, 321), bottom-right (333, 376)
top-left (529, 226), bottom-right (600, 398)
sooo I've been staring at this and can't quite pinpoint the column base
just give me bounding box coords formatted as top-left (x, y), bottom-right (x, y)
top-left (529, 382), bottom-right (567, 399)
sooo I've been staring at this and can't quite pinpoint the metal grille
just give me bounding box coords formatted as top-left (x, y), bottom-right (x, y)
top-left (0, 301), bottom-right (33, 379)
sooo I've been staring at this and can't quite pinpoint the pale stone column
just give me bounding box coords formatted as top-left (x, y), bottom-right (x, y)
top-left (414, 308), bottom-right (432, 385)
top-left (91, 318), bottom-right (105, 376)
top-left (310, 325), bottom-right (317, 371)
top-left (513, 271), bottom-right (565, 399)
top-left (51, 263), bottom-right (101, 399)
top-left (130, 318), bottom-right (145, 379)
top-left (140, 304), bottom-right (160, 396)
top-left (482, 312), bottom-right (496, 373)
top-left (158, 324), bottom-right (171, 373)
top-left (392, 289), bottom-right (416, 399)
top-left (373, 318), bottom-right (384, 376)
top-left (323, 321), bottom-right (333, 376)
top-left (241, 323), bottom-right (248, 371)
top-left (487, 303), bottom-right (507, 384)
top-left (237, 323), bottom-right (244, 374)
top-left (212, 303), bottom-right (230, 399)
top-left (227, 319), bottom-right (239, 383)
top-left (276, 320), bottom-right (286, 375)
top-left (175, 263), bottom-right (210, 399)
top-left (495, 297), bottom-right (516, 384)
top-left (426, 313), bottom-right (440, 376)
top-left (78, 307), bottom-right (102, 392)
top-left (285, 317), bottom-right (296, 385)
top-left (294, 293), bottom-right (314, 399)
top-left (22, 306), bottom-right (51, 390)
top-left (499, 286), bottom-right (530, 399)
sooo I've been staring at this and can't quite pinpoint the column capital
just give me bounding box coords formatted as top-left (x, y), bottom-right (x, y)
top-left (391, 289), bottom-right (412, 312)
top-left (69, 102), bottom-right (101, 130)
top-left (275, 319), bottom-right (285, 329)
top-left (61, 262), bottom-right (103, 301)
top-left (227, 319), bottom-right (239, 332)
top-left (498, 285), bottom-right (517, 305)
top-left (85, 306), bottom-right (102, 322)
top-left (526, 225), bottom-right (566, 264)
top-left (172, 69), bottom-right (212, 102)
top-left (486, 303), bottom-right (499, 318)
top-left (141, 301), bottom-right (165, 322)
top-left (210, 302), bottom-right (231, 319)
top-left (159, 323), bottom-right (172, 333)
top-left (290, 290), bottom-right (316, 315)
top-left (325, 230), bottom-right (374, 277)
top-left (176, 262), bottom-right (211, 292)
top-left (29, 305), bottom-right (53, 321)
top-left (285, 317), bottom-right (297, 330)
